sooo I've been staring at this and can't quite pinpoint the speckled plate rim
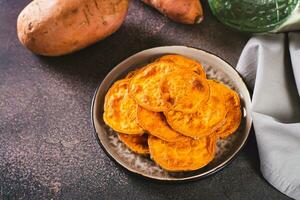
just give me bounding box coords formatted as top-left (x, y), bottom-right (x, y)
top-left (91, 46), bottom-right (252, 181)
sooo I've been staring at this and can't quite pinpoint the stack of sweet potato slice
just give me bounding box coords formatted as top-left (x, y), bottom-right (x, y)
top-left (103, 55), bottom-right (241, 172)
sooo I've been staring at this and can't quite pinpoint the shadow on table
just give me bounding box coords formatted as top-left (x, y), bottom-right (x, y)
top-left (33, 25), bottom-right (172, 85)
top-left (243, 128), bottom-right (261, 174)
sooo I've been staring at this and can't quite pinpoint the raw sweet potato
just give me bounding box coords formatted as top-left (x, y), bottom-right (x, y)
top-left (142, 0), bottom-right (203, 24)
top-left (17, 0), bottom-right (129, 56)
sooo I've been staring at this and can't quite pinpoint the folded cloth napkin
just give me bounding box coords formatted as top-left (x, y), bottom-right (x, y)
top-left (236, 33), bottom-right (300, 199)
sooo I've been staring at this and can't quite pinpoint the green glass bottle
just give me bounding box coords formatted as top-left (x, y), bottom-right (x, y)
top-left (208, 0), bottom-right (300, 33)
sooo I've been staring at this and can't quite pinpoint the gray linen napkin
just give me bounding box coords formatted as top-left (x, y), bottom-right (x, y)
top-left (236, 33), bottom-right (300, 199)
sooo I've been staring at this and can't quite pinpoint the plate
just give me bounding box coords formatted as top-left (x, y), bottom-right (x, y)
top-left (91, 46), bottom-right (252, 181)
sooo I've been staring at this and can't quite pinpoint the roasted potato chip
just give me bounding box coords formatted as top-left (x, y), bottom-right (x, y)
top-left (128, 61), bottom-right (180, 112)
top-left (103, 79), bottom-right (143, 134)
top-left (215, 85), bottom-right (241, 139)
top-left (157, 54), bottom-right (206, 78)
top-left (137, 106), bottom-right (187, 142)
top-left (148, 135), bottom-right (216, 171)
top-left (164, 80), bottom-right (227, 138)
top-left (118, 133), bottom-right (149, 155)
top-left (161, 70), bottom-right (210, 113)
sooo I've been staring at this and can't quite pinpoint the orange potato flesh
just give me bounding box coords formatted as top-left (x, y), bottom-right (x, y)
top-left (103, 79), bottom-right (143, 134)
top-left (164, 80), bottom-right (227, 139)
top-left (160, 70), bottom-right (209, 113)
top-left (137, 106), bottom-right (188, 142)
top-left (157, 54), bottom-right (206, 78)
top-left (215, 85), bottom-right (242, 139)
top-left (148, 134), bottom-right (216, 172)
top-left (128, 61), bottom-right (181, 112)
top-left (118, 133), bottom-right (149, 155)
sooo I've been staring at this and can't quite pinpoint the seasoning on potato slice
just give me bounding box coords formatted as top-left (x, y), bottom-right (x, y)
top-left (137, 106), bottom-right (188, 142)
top-left (103, 79), bottom-right (143, 134)
top-left (118, 133), bottom-right (149, 155)
top-left (157, 54), bottom-right (206, 78)
top-left (148, 135), bottom-right (216, 172)
top-left (161, 70), bottom-right (210, 113)
top-left (164, 80), bottom-right (227, 139)
top-left (128, 61), bottom-right (180, 112)
top-left (215, 86), bottom-right (241, 139)
top-left (125, 68), bottom-right (141, 79)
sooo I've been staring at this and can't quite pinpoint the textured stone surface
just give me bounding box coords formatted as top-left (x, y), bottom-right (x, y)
top-left (0, 0), bottom-right (291, 199)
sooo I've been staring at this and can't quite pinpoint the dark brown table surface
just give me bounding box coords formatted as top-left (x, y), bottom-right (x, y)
top-left (0, 0), bottom-right (291, 199)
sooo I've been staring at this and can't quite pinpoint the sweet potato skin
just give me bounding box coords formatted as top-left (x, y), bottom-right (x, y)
top-left (142, 0), bottom-right (203, 24)
top-left (17, 0), bottom-right (128, 56)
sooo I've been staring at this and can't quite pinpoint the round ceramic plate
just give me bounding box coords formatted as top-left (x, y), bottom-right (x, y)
top-left (91, 46), bottom-right (252, 181)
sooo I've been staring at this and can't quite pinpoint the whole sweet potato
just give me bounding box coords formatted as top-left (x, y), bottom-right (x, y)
top-left (17, 0), bottom-right (128, 56)
top-left (142, 0), bottom-right (203, 24)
